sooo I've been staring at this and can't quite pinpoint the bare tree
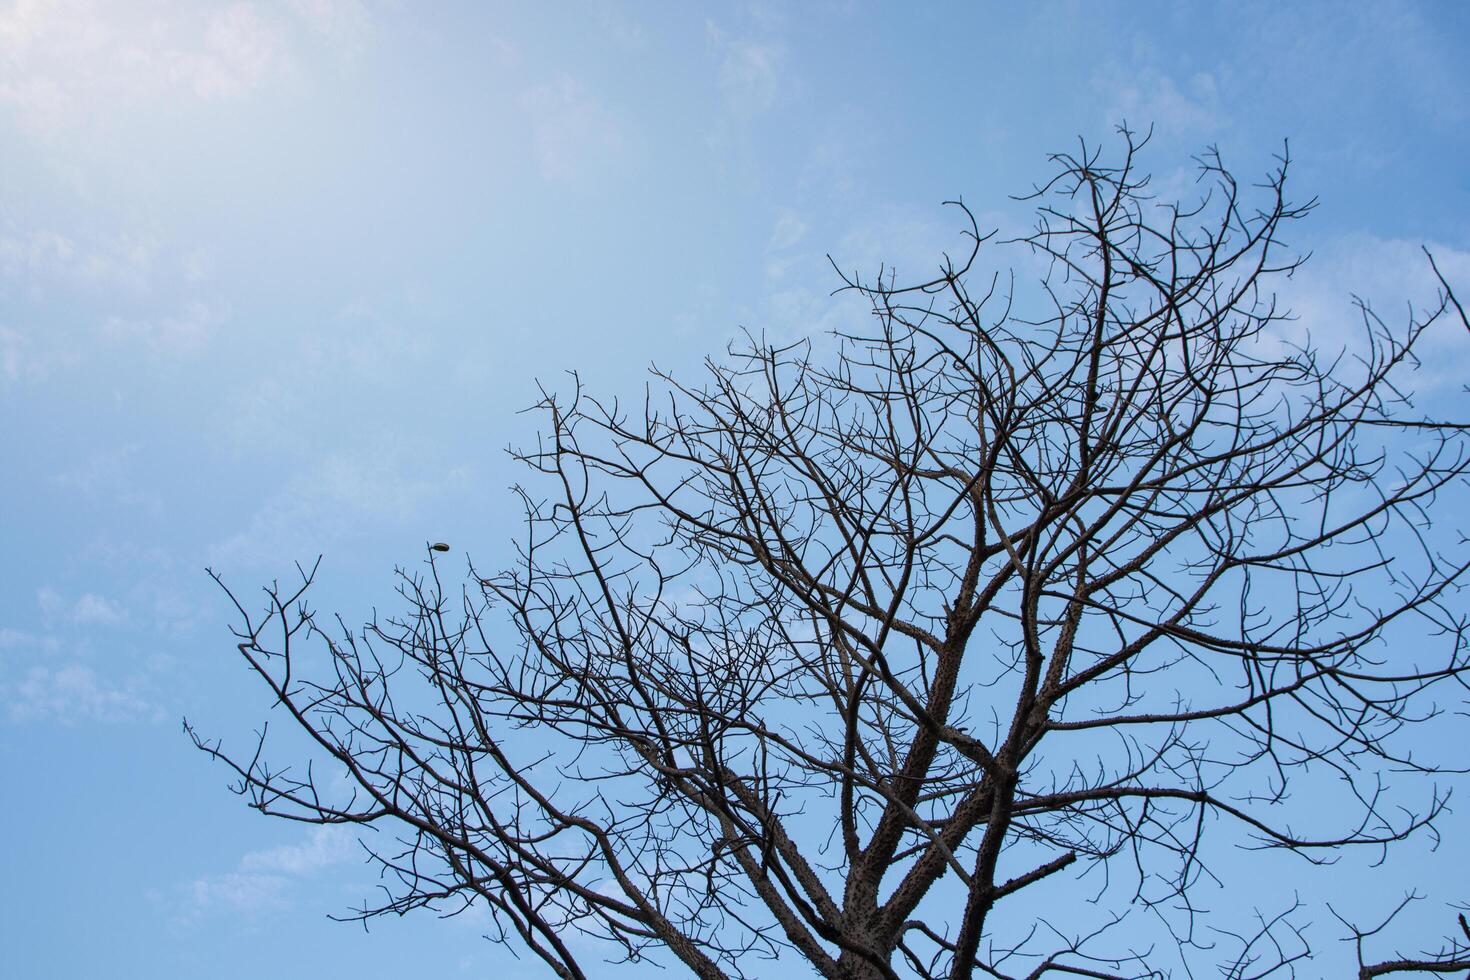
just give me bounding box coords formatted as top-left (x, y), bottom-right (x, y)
top-left (192, 132), bottom-right (1470, 979)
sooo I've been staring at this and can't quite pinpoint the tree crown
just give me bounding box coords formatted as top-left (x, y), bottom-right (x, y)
top-left (194, 132), bottom-right (1470, 980)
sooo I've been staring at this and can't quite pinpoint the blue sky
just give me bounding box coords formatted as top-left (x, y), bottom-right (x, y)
top-left (2, 2), bottom-right (1469, 977)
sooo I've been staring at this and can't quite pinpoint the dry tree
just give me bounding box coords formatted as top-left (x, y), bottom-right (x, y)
top-left (192, 131), bottom-right (1470, 979)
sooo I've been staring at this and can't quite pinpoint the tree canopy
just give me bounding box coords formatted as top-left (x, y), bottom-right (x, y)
top-left (194, 132), bottom-right (1470, 979)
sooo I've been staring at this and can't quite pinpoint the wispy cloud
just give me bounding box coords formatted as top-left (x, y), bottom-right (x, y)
top-left (52, 443), bottom-right (164, 517)
top-left (767, 211), bottom-right (808, 252)
top-left (36, 585), bottom-right (64, 620)
top-left (591, 0), bottom-right (648, 51)
top-left (2, 663), bottom-right (159, 724)
top-left (182, 871), bottom-right (291, 917)
top-left (715, 33), bottom-right (783, 118)
top-left (0, 1), bottom-right (289, 136)
top-left (0, 323), bottom-right (65, 384)
top-left (0, 626), bottom-right (59, 652)
top-left (702, 17), bottom-right (789, 167)
top-left (1271, 234), bottom-right (1470, 390)
top-left (71, 592), bottom-right (127, 626)
top-left (184, 3), bottom-right (281, 99)
top-left (33, 585), bottom-right (144, 631)
top-left (217, 307), bottom-right (433, 458)
top-left (180, 825), bottom-right (357, 921)
top-left (211, 445), bottom-right (472, 568)
top-left (101, 301), bottom-right (221, 358)
top-left (0, 228), bottom-right (75, 279)
top-left (284, 0), bottom-right (376, 57)
top-left (239, 824), bottom-right (357, 875)
top-left (0, 225), bottom-right (214, 382)
top-left (0, 227), bottom-right (159, 292)
top-left (67, 539), bottom-right (211, 635)
top-left (520, 74), bottom-right (627, 183)
top-left (1097, 63), bottom-right (1222, 135)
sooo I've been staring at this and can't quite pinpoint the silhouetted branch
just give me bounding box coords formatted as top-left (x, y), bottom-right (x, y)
top-left (195, 130), bottom-right (1470, 979)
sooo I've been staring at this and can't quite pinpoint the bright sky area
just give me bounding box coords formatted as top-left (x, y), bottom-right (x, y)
top-left (3, 2), bottom-right (1469, 978)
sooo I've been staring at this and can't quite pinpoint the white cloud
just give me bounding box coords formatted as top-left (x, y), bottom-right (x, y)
top-left (592, 1), bottom-right (647, 51)
top-left (284, 0), bottom-right (375, 56)
top-left (63, 539), bottom-right (209, 634)
top-left (179, 247), bottom-right (213, 283)
top-left (0, 222), bottom-right (217, 383)
top-left (1099, 65), bottom-right (1221, 135)
top-left (181, 871), bottom-right (291, 918)
top-left (101, 300), bottom-right (220, 357)
top-left (71, 592), bottom-right (127, 626)
top-left (0, 626), bottom-right (60, 654)
top-left (52, 443), bottom-right (169, 523)
top-left (141, 582), bottom-right (206, 636)
top-left (189, 3), bottom-right (280, 99)
top-left (239, 825), bottom-right (357, 875)
top-left (3, 663), bottom-right (159, 723)
top-left (54, 441), bottom-right (136, 492)
top-left (1271, 235), bottom-right (1470, 390)
top-left (833, 206), bottom-right (959, 284)
top-left (0, 224), bottom-right (219, 386)
top-left (767, 211), bottom-right (808, 252)
top-left (217, 306), bottom-right (431, 455)
top-left (211, 446), bottom-right (471, 568)
top-left (0, 0), bottom-right (291, 136)
top-left (520, 75), bottom-right (626, 183)
top-left (36, 585), bottom-right (64, 619)
top-left (181, 825), bottom-right (356, 921)
top-left (0, 226), bottom-right (160, 292)
top-left (0, 324), bottom-right (46, 383)
top-left (0, 228), bottom-right (75, 278)
top-left (702, 19), bottom-right (789, 166)
top-left (717, 36), bottom-right (782, 118)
